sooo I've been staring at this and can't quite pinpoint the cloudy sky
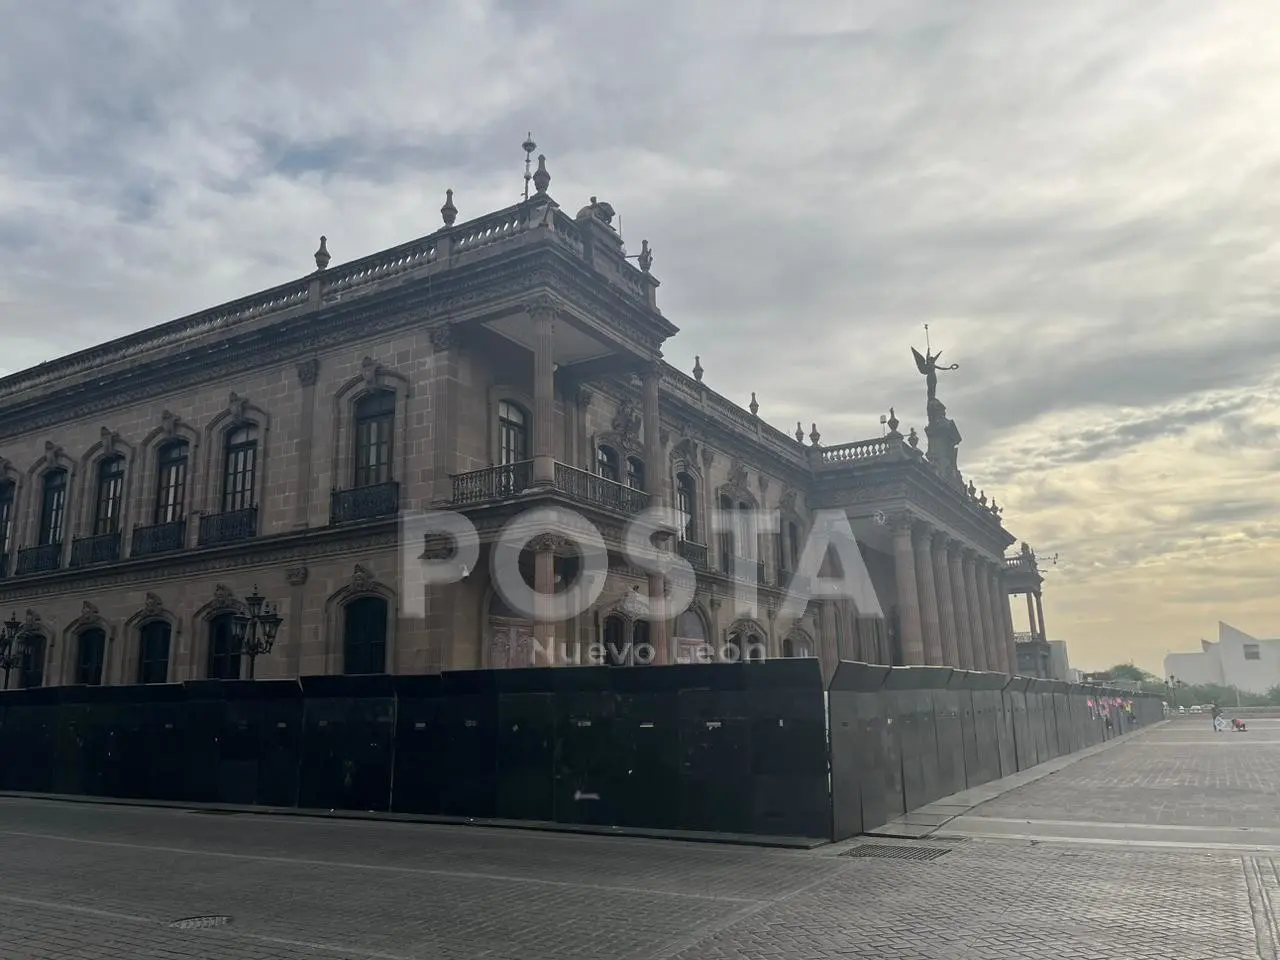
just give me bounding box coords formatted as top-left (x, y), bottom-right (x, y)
top-left (2, 1), bottom-right (1277, 674)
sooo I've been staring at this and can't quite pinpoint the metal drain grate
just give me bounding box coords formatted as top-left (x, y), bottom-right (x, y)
top-left (169, 916), bottom-right (232, 930)
top-left (842, 843), bottom-right (952, 861)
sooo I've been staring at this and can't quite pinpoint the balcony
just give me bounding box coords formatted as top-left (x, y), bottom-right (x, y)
top-left (330, 481), bottom-right (400, 525)
top-left (199, 506), bottom-right (259, 546)
top-left (70, 532), bottom-right (122, 568)
top-left (448, 462), bottom-right (650, 515)
top-left (677, 540), bottom-right (708, 571)
top-left (452, 461), bottom-right (533, 505)
top-left (553, 463), bottom-right (649, 514)
top-left (16, 542), bottom-right (62, 576)
top-left (132, 519), bottom-right (187, 557)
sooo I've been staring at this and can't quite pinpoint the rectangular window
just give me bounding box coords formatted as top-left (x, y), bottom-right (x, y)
top-left (207, 616), bottom-right (242, 679)
top-left (138, 623), bottom-right (172, 684)
top-left (76, 630), bottom-right (106, 685)
top-left (222, 431), bottom-right (257, 513)
top-left (354, 392), bottom-right (395, 488)
top-left (1244, 643), bottom-right (1261, 661)
top-left (95, 458), bottom-right (125, 536)
top-left (155, 443), bottom-right (189, 524)
top-left (38, 471), bottom-right (68, 545)
top-left (0, 481), bottom-right (13, 559)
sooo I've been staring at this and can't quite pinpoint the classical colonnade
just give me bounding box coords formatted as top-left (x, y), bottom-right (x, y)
top-left (890, 515), bottom-right (1016, 674)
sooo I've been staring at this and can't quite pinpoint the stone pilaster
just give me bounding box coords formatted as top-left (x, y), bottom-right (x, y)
top-left (976, 559), bottom-right (999, 673)
top-left (891, 514), bottom-right (925, 665)
top-left (998, 572), bottom-right (1017, 674)
top-left (642, 362), bottom-right (669, 664)
top-left (285, 565), bottom-right (308, 675)
top-left (530, 533), bottom-right (560, 666)
top-left (931, 533), bottom-right (960, 667)
top-left (913, 525), bottom-right (944, 665)
top-left (429, 325), bottom-right (457, 506)
top-left (292, 358), bottom-right (319, 529)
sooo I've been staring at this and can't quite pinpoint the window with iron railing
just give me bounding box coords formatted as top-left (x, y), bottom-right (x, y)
top-left (137, 621), bottom-right (172, 684)
top-left (0, 480), bottom-right (13, 561)
top-left (676, 472), bottom-right (697, 540)
top-left (354, 391), bottom-right (395, 488)
top-left (597, 445), bottom-right (620, 483)
top-left (498, 400), bottom-right (529, 465)
top-left (38, 470), bottom-right (68, 546)
top-left (154, 441), bottom-right (189, 524)
top-left (75, 628), bottom-right (106, 685)
top-left (221, 425), bottom-right (257, 513)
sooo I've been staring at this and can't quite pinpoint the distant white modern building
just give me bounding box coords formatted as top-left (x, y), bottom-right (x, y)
top-left (1164, 623), bottom-right (1280, 695)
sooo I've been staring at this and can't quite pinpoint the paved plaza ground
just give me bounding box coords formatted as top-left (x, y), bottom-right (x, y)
top-left (1, 715), bottom-right (1278, 958)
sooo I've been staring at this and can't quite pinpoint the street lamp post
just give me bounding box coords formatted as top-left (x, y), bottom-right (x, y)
top-left (231, 586), bottom-right (283, 680)
top-left (0, 611), bottom-right (35, 691)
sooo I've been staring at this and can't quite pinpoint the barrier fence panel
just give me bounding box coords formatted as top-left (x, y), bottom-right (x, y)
top-left (0, 663), bottom-right (1164, 842)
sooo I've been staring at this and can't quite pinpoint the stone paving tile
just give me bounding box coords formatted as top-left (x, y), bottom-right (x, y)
top-left (971, 718), bottom-right (1280, 828)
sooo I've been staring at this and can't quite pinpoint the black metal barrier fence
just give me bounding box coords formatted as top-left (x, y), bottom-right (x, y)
top-left (0, 659), bottom-right (1161, 841)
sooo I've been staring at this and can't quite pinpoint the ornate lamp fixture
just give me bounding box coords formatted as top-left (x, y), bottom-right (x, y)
top-left (231, 586), bottom-right (284, 680)
top-left (0, 611), bottom-right (35, 690)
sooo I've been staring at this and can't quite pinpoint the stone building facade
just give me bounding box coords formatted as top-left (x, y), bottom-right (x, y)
top-left (0, 159), bottom-right (1029, 689)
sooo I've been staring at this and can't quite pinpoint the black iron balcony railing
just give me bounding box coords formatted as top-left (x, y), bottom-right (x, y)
top-left (677, 540), bottom-right (708, 570)
top-left (330, 481), bottom-right (400, 525)
top-left (70, 531), bottom-right (121, 568)
top-left (199, 506), bottom-right (259, 546)
top-left (451, 461), bottom-right (533, 505)
top-left (553, 463), bottom-right (649, 514)
top-left (132, 519), bottom-right (187, 557)
top-left (0, 552), bottom-right (8, 578)
top-left (16, 542), bottom-right (62, 576)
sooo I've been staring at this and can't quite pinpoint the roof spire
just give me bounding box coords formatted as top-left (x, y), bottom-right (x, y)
top-left (522, 133), bottom-right (538, 200)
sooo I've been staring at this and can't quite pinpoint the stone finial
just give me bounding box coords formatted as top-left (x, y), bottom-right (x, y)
top-left (532, 154), bottom-right (551, 195)
top-left (809, 423), bottom-right (821, 446)
top-left (990, 498), bottom-right (1000, 516)
top-left (979, 490), bottom-right (988, 506)
top-left (968, 480), bottom-right (977, 497)
top-left (440, 188), bottom-right (457, 226)
top-left (907, 427), bottom-right (919, 448)
top-left (314, 235), bottom-right (330, 271)
top-left (795, 422), bottom-right (805, 444)
top-left (749, 392), bottom-right (759, 416)
top-left (692, 356), bottom-right (704, 382)
top-left (638, 239), bottom-right (653, 273)
top-left (886, 407), bottom-right (901, 437)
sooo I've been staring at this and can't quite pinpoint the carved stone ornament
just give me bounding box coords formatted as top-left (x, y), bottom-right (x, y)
top-left (659, 427), bottom-right (670, 447)
top-left (81, 600), bottom-right (99, 617)
top-left (143, 592), bottom-right (163, 616)
top-left (286, 566), bottom-right (309, 586)
top-left (23, 609), bottom-right (41, 631)
top-left (360, 356), bottom-right (380, 387)
top-left (228, 392), bottom-right (249, 422)
top-left (701, 446), bottom-right (715, 469)
top-left (429, 325), bottom-right (453, 352)
top-left (727, 461), bottom-right (749, 491)
top-left (0, 455), bottom-right (10, 473)
top-left (612, 401), bottom-right (642, 441)
top-left (100, 426), bottom-right (119, 457)
top-left (757, 474), bottom-right (769, 495)
top-left (297, 358), bottom-right (320, 387)
top-left (524, 293), bottom-right (558, 320)
top-left (528, 533), bottom-right (571, 553)
top-left (211, 583), bottom-right (237, 610)
top-left (779, 488), bottom-right (798, 516)
top-left (352, 564), bottom-right (373, 592)
top-left (160, 410), bottom-right (181, 438)
top-left (43, 440), bottom-right (69, 466)
top-left (575, 386), bottom-right (593, 409)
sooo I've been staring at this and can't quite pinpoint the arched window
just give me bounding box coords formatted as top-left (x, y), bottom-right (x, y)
top-left (344, 596), bottom-right (388, 674)
top-left (221, 425), bottom-right (258, 513)
top-left (38, 469), bottom-right (68, 546)
top-left (783, 635), bottom-right (812, 658)
top-left (674, 609), bottom-right (706, 664)
top-left (676, 473), bottom-right (697, 541)
top-left (137, 621), bottom-right (171, 684)
top-left (207, 613), bottom-right (241, 680)
top-left (597, 445), bottom-right (620, 483)
top-left (154, 440), bottom-right (189, 524)
top-left (93, 457), bottom-right (125, 536)
top-left (626, 456), bottom-right (645, 491)
top-left (632, 619), bottom-right (652, 665)
top-left (602, 615), bottom-right (628, 666)
top-left (75, 628), bottom-right (106, 685)
top-left (353, 391), bottom-right (395, 488)
top-left (497, 401), bottom-right (529, 465)
top-left (0, 480), bottom-right (13, 567)
top-left (20, 635), bottom-right (46, 689)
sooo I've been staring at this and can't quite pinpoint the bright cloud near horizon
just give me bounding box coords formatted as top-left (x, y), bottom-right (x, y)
top-left (2, 1), bottom-right (1278, 675)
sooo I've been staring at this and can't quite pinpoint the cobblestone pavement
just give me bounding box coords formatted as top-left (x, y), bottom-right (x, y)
top-left (1, 716), bottom-right (1277, 959)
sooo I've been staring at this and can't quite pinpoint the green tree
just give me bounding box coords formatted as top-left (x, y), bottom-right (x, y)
top-left (1107, 662), bottom-right (1160, 684)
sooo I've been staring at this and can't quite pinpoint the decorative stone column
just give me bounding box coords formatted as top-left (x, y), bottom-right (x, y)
top-left (975, 559), bottom-right (999, 673)
top-left (530, 533), bottom-right (560, 667)
top-left (528, 296), bottom-right (556, 485)
top-left (642, 362), bottom-right (670, 664)
top-left (962, 552), bottom-right (988, 672)
top-left (947, 544), bottom-right (975, 670)
top-left (891, 514), bottom-right (925, 665)
top-left (1034, 590), bottom-right (1047, 641)
top-left (1026, 593), bottom-right (1037, 638)
top-left (293, 359), bottom-right (319, 528)
top-left (913, 525), bottom-right (944, 665)
top-left (999, 572), bottom-right (1018, 674)
top-left (931, 533), bottom-right (960, 667)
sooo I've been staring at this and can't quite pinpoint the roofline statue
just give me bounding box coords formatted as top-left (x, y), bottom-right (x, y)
top-left (911, 345), bottom-right (958, 404)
